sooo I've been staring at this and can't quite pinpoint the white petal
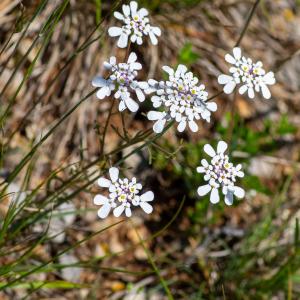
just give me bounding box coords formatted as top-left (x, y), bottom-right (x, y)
top-left (234, 186), bottom-right (245, 199)
top-left (108, 27), bottom-right (123, 37)
top-left (196, 166), bottom-right (205, 173)
top-left (109, 167), bottom-right (119, 182)
top-left (224, 80), bottom-right (236, 94)
top-left (151, 26), bottom-right (161, 36)
top-left (130, 1), bottom-right (138, 14)
top-left (225, 54), bottom-right (236, 64)
top-left (153, 118), bottom-right (166, 133)
top-left (147, 111), bottom-right (164, 121)
top-left (94, 194), bottom-right (108, 205)
top-left (175, 64), bottom-right (187, 77)
top-left (204, 144), bottom-right (216, 157)
top-left (239, 84), bottom-right (248, 95)
top-left (201, 159), bottom-right (208, 167)
top-left (217, 141), bottom-right (227, 154)
top-left (162, 66), bottom-right (174, 75)
top-left (135, 88), bottom-right (145, 102)
top-left (113, 205), bottom-right (125, 217)
top-left (92, 76), bottom-right (106, 87)
top-left (210, 188), bottom-right (220, 204)
top-left (224, 192), bottom-right (233, 206)
top-left (197, 184), bottom-right (211, 196)
top-left (96, 86), bottom-right (110, 99)
top-left (261, 84), bottom-right (271, 99)
top-left (119, 100), bottom-right (126, 111)
top-left (98, 204), bottom-right (111, 219)
top-left (140, 202), bottom-right (153, 214)
top-left (125, 207), bottom-right (132, 217)
top-left (138, 8), bottom-right (148, 17)
top-left (127, 52), bottom-right (137, 64)
top-left (218, 74), bottom-right (233, 84)
top-left (177, 120), bottom-right (186, 132)
top-left (189, 120), bottom-right (198, 132)
top-left (117, 33), bottom-right (129, 48)
top-left (140, 191), bottom-right (154, 202)
top-left (233, 47), bottom-right (241, 60)
top-left (122, 4), bottom-right (130, 16)
top-left (207, 102), bottom-right (217, 112)
top-left (263, 72), bottom-right (275, 85)
top-left (125, 97), bottom-right (139, 112)
top-left (114, 11), bottom-right (124, 20)
top-left (247, 87), bottom-right (255, 99)
top-left (98, 177), bottom-right (111, 187)
top-left (149, 32), bottom-right (158, 45)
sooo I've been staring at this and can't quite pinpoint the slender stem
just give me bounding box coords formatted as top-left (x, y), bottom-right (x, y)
top-left (235, 0), bottom-right (261, 47)
top-left (129, 219), bottom-right (174, 300)
top-left (100, 100), bottom-right (115, 156)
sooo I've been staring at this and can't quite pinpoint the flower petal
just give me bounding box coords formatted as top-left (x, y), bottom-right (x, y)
top-left (207, 102), bottom-right (217, 112)
top-left (204, 144), bottom-right (216, 157)
top-left (125, 97), bottom-right (139, 112)
top-left (108, 27), bottom-right (123, 37)
top-left (224, 192), bottom-right (233, 206)
top-left (177, 120), bottom-right (186, 132)
top-left (225, 54), bottom-right (236, 64)
top-left (98, 204), bottom-right (111, 219)
top-left (210, 188), bottom-right (220, 204)
top-left (117, 33), bottom-right (129, 48)
top-left (223, 80), bottom-right (236, 94)
top-left (233, 47), bottom-right (241, 60)
top-left (113, 205), bottom-right (125, 217)
top-left (140, 202), bottom-right (153, 214)
top-left (261, 84), bottom-right (271, 99)
top-left (127, 52), bottom-right (137, 64)
top-left (114, 11), bottom-right (124, 20)
top-left (135, 88), bottom-right (145, 102)
top-left (96, 86), bottom-right (110, 99)
top-left (125, 207), bottom-right (132, 217)
top-left (217, 141), bottom-right (227, 154)
top-left (218, 74), bottom-right (233, 84)
top-left (197, 184), bottom-right (211, 196)
top-left (98, 177), bottom-right (111, 187)
top-left (140, 191), bottom-right (154, 202)
top-left (153, 118), bottom-right (166, 133)
top-left (94, 194), bottom-right (108, 205)
top-left (147, 111), bottom-right (164, 120)
top-left (234, 186), bottom-right (245, 199)
top-left (92, 76), bottom-right (106, 87)
top-left (189, 120), bottom-right (198, 132)
top-left (109, 167), bottom-right (119, 182)
top-left (239, 84), bottom-right (248, 95)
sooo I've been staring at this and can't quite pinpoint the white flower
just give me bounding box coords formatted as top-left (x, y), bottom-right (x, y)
top-left (197, 141), bottom-right (245, 205)
top-left (218, 47), bottom-right (276, 99)
top-left (94, 167), bottom-right (154, 218)
top-left (92, 52), bottom-right (148, 112)
top-left (146, 64), bottom-right (217, 133)
top-left (108, 1), bottom-right (161, 48)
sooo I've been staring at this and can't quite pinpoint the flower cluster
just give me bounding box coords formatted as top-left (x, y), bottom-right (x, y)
top-left (89, 0), bottom-right (281, 219)
top-left (218, 47), bottom-right (276, 99)
top-left (146, 64), bottom-right (217, 133)
top-left (92, 52), bottom-right (148, 112)
top-left (197, 141), bottom-right (245, 205)
top-left (94, 167), bottom-right (154, 218)
top-left (108, 1), bottom-right (161, 48)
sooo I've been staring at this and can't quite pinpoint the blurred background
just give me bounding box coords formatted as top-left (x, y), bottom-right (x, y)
top-left (0, 0), bottom-right (300, 299)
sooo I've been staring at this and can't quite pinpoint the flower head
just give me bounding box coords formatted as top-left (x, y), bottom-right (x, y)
top-left (108, 1), bottom-right (161, 48)
top-left (218, 47), bottom-right (276, 99)
top-left (146, 64), bottom-right (217, 133)
top-left (92, 52), bottom-right (148, 112)
top-left (94, 167), bottom-right (154, 218)
top-left (197, 141), bottom-right (245, 205)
